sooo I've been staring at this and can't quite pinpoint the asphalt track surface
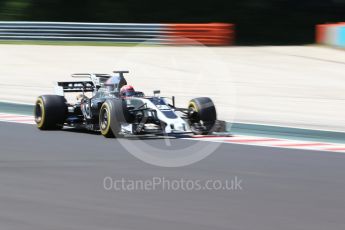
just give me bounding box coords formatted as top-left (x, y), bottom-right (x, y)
top-left (1, 122), bottom-right (345, 230)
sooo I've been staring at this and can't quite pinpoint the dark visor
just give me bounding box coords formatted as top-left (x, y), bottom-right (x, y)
top-left (124, 91), bottom-right (136, 96)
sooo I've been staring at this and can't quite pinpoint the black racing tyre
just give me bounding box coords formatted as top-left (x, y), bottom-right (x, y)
top-left (99, 102), bottom-right (115, 138)
top-left (188, 97), bottom-right (217, 135)
top-left (99, 99), bottom-right (129, 138)
top-left (34, 95), bottom-right (67, 130)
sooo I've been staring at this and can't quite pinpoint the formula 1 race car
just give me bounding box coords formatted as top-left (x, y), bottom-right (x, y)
top-left (34, 70), bottom-right (221, 137)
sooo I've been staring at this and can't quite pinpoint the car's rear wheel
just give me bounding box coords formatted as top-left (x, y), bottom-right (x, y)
top-left (188, 97), bottom-right (217, 135)
top-left (34, 95), bottom-right (67, 130)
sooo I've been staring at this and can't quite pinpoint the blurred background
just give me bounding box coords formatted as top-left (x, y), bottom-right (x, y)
top-left (1, 0), bottom-right (345, 44)
top-left (1, 2), bottom-right (345, 230)
top-left (1, 0), bottom-right (345, 131)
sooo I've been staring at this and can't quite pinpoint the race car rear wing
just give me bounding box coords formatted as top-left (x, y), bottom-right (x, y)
top-left (54, 73), bottom-right (111, 95)
top-left (54, 71), bottom-right (129, 96)
top-left (71, 73), bottom-right (112, 79)
top-left (56, 81), bottom-right (95, 93)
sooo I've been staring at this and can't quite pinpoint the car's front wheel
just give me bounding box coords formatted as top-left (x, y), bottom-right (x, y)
top-left (99, 99), bottom-right (128, 138)
top-left (188, 97), bottom-right (217, 135)
top-left (99, 102), bottom-right (115, 138)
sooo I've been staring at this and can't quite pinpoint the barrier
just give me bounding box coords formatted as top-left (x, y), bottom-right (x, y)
top-left (316, 22), bottom-right (345, 47)
top-left (0, 22), bottom-right (165, 43)
top-left (0, 21), bottom-right (235, 46)
top-left (167, 23), bottom-right (234, 45)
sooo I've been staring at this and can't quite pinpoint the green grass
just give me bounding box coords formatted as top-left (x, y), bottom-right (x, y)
top-left (0, 40), bottom-right (162, 47)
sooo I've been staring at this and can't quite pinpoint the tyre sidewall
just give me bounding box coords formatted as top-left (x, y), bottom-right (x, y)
top-left (188, 97), bottom-right (217, 134)
top-left (35, 95), bottom-right (67, 130)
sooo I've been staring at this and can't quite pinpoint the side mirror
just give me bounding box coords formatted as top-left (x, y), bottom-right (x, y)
top-left (172, 96), bottom-right (175, 107)
top-left (153, 90), bottom-right (161, 97)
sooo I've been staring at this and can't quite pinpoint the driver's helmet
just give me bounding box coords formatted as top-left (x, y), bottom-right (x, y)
top-left (120, 85), bottom-right (136, 97)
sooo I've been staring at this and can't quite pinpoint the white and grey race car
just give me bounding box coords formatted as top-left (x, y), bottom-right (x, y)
top-left (34, 70), bottom-right (220, 137)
